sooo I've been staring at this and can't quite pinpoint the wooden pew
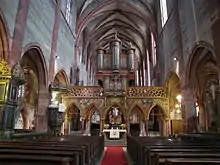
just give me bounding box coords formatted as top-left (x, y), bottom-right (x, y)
top-left (0, 143), bottom-right (82, 165)
top-left (127, 134), bottom-right (220, 165)
top-left (0, 135), bottom-right (104, 165)
top-left (0, 155), bottom-right (73, 165)
top-left (153, 152), bottom-right (220, 165)
top-left (33, 135), bottom-right (103, 164)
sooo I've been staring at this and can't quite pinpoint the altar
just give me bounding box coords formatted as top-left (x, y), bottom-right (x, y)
top-left (103, 129), bottom-right (126, 139)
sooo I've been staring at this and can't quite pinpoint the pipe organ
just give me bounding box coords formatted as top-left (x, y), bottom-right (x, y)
top-left (96, 33), bottom-right (136, 96)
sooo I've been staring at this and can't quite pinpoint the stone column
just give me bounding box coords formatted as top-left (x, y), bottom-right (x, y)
top-left (9, 0), bottom-right (30, 66)
top-left (81, 118), bottom-right (85, 134)
top-left (146, 119), bottom-right (149, 136)
top-left (35, 90), bottom-right (49, 132)
top-left (84, 119), bottom-right (91, 136)
top-left (97, 48), bottom-right (104, 72)
top-left (139, 121), bottom-right (146, 136)
top-left (126, 119), bottom-right (130, 134)
top-left (48, 0), bottom-right (61, 83)
top-left (165, 118), bottom-right (171, 136)
top-left (61, 122), bottom-right (64, 135)
top-left (100, 118), bottom-right (104, 136)
top-left (181, 87), bottom-right (197, 132)
top-left (68, 121), bottom-right (71, 134)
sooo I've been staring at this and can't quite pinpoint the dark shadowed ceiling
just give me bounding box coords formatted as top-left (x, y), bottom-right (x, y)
top-left (74, 0), bottom-right (157, 70)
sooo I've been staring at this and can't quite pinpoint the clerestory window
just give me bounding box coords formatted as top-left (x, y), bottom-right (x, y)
top-left (160, 0), bottom-right (168, 27)
top-left (66, 0), bottom-right (71, 24)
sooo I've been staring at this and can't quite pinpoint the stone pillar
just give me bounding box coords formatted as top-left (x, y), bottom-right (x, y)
top-left (139, 121), bottom-right (146, 136)
top-left (111, 34), bottom-right (121, 72)
top-left (97, 48), bottom-right (104, 72)
top-left (146, 119), bottom-right (149, 136)
top-left (61, 122), bottom-right (64, 135)
top-left (35, 90), bottom-right (49, 132)
top-left (48, 0), bottom-right (61, 83)
top-left (126, 119), bottom-right (130, 134)
top-left (100, 118), bottom-right (104, 136)
top-left (81, 119), bottom-right (85, 134)
top-left (9, 0), bottom-right (30, 66)
top-left (181, 87), bottom-right (197, 133)
top-left (84, 119), bottom-right (91, 136)
top-left (215, 87), bottom-right (220, 127)
top-left (165, 118), bottom-right (171, 136)
top-left (68, 121), bottom-right (71, 134)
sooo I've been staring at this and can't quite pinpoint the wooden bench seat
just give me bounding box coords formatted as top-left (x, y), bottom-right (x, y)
top-left (0, 142), bottom-right (87, 165)
top-left (0, 148), bottom-right (80, 165)
top-left (159, 158), bottom-right (220, 165)
top-left (127, 134), bottom-right (220, 165)
top-left (0, 154), bottom-right (73, 165)
top-left (0, 135), bottom-right (104, 165)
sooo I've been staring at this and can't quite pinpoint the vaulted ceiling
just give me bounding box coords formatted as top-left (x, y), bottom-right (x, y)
top-left (74, 0), bottom-right (157, 70)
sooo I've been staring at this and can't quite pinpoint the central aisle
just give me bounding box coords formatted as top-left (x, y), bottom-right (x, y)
top-left (101, 147), bottom-right (129, 165)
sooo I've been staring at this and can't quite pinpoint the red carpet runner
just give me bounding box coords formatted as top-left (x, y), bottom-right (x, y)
top-left (101, 147), bottom-right (129, 165)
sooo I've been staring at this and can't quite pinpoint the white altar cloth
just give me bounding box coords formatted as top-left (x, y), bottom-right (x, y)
top-left (103, 129), bottom-right (126, 139)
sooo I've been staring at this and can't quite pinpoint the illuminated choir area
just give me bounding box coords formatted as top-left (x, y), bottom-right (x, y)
top-left (57, 34), bottom-right (187, 139)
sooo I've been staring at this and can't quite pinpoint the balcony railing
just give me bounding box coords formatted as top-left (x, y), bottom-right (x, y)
top-left (63, 86), bottom-right (104, 98)
top-left (126, 86), bottom-right (167, 98)
top-left (63, 86), bottom-right (167, 99)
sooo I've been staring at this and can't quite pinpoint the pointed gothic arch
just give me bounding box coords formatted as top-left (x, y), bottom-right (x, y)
top-left (103, 103), bottom-right (126, 119)
top-left (54, 69), bottom-right (69, 87)
top-left (186, 42), bottom-right (220, 131)
top-left (128, 104), bottom-right (145, 121)
top-left (66, 103), bottom-right (82, 116)
top-left (85, 103), bottom-right (100, 120)
top-left (17, 45), bottom-right (48, 131)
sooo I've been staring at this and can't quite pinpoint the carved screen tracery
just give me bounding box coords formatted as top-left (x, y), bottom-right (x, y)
top-left (91, 110), bottom-right (100, 124)
top-left (129, 110), bottom-right (140, 124)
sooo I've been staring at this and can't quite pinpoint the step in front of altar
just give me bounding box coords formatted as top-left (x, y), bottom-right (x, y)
top-left (105, 139), bottom-right (127, 146)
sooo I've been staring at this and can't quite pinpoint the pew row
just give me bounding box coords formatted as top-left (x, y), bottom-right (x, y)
top-left (127, 134), bottom-right (220, 165)
top-left (0, 135), bottom-right (104, 165)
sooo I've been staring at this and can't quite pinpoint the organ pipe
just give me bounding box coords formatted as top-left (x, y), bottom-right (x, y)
top-left (128, 42), bottom-right (135, 71)
top-left (111, 33), bottom-right (121, 72)
top-left (97, 48), bottom-right (104, 72)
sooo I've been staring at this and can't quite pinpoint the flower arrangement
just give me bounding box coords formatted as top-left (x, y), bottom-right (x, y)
top-left (104, 124), bottom-right (109, 129)
top-left (120, 124), bottom-right (126, 129)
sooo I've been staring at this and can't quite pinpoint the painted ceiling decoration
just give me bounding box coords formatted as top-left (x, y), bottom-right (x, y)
top-left (74, 0), bottom-right (156, 70)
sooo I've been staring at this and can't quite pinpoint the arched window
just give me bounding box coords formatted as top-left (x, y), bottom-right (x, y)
top-left (66, 0), bottom-right (71, 24)
top-left (160, 0), bottom-right (168, 27)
